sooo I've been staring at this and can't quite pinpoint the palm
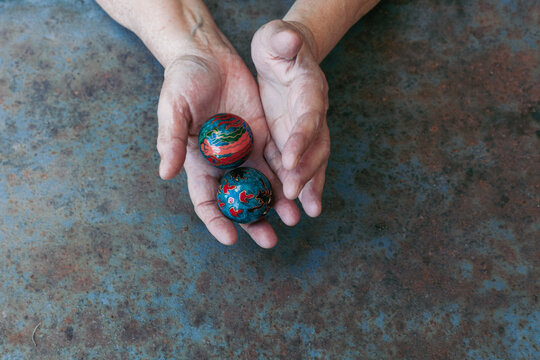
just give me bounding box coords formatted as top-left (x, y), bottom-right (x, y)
top-left (252, 20), bottom-right (330, 217)
top-left (157, 49), bottom-right (299, 248)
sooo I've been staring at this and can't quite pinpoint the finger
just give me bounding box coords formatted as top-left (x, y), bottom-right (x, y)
top-left (240, 220), bottom-right (278, 249)
top-left (156, 93), bottom-right (190, 180)
top-left (283, 130), bottom-right (330, 200)
top-left (270, 173), bottom-right (301, 227)
top-left (281, 110), bottom-right (324, 170)
top-left (263, 139), bottom-right (287, 182)
top-left (298, 163), bottom-right (327, 218)
top-left (185, 167), bottom-right (238, 245)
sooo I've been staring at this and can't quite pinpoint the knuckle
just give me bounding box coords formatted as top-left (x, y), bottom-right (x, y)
top-left (206, 214), bottom-right (222, 228)
top-left (194, 199), bottom-right (211, 214)
top-left (157, 105), bottom-right (170, 124)
top-left (290, 131), bottom-right (308, 144)
top-left (321, 75), bottom-right (329, 92)
top-left (156, 139), bottom-right (165, 153)
top-left (156, 133), bottom-right (169, 146)
top-left (265, 150), bottom-right (281, 171)
top-left (319, 138), bottom-right (331, 155)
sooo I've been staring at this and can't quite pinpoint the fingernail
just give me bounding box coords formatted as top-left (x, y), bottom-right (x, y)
top-left (289, 157), bottom-right (299, 170)
top-left (291, 156), bottom-right (299, 169)
top-left (294, 183), bottom-right (302, 198)
top-left (159, 160), bottom-right (166, 179)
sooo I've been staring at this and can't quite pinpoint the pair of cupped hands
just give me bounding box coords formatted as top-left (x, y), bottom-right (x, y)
top-left (156, 20), bottom-right (330, 248)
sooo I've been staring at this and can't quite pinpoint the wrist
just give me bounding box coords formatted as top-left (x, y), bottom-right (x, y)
top-left (283, 0), bottom-right (380, 62)
top-left (162, 28), bottom-right (234, 70)
top-left (128, 0), bottom-right (233, 68)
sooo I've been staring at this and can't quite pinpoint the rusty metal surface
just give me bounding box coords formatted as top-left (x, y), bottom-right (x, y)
top-left (0, 0), bottom-right (539, 358)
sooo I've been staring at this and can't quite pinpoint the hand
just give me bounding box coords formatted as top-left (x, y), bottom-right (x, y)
top-left (252, 20), bottom-right (330, 218)
top-left (157, 44), bottom-right (300, 248)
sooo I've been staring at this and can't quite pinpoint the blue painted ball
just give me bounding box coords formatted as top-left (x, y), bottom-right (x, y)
top-left (198, 113), bottom-right (253, 169)
top-left (217, 167), bottom-right (273, 223)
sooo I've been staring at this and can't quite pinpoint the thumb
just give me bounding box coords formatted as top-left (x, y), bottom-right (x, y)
top-left (252, 20), bottom-right (303, 64)
top-left (269, 25), bottom-right (302, 60)
top-left (156, 92), bottom-right (190, 180)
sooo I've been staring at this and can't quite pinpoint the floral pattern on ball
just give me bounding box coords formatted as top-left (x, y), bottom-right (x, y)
top-left (198, 113), bottom-right (253, 169)
top-left (217, 167), bottom-right (273, 224)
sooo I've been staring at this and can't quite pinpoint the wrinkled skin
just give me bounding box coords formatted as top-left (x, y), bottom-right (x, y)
top-left (156, 45), bottom-right (300, 248)
top-left (252, 20), bottom-right (330, 218)
top-left (156, 19), bottom-right (330, 248)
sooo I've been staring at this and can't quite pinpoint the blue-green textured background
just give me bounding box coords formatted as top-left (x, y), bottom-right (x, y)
top-left (0, 0), bottom-right (538, 359)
